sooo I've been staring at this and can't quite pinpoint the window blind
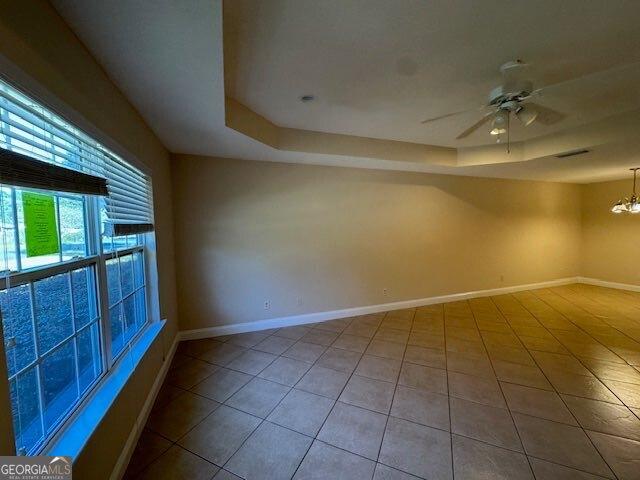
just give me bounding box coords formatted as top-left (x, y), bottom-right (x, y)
top-left (0, 147), bottom-right (108, 195)
top-left (0, 79), bottom-right (153, 233)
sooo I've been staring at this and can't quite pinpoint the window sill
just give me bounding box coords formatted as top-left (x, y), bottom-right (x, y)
top-left (44, 320), bottom-right (166, 460)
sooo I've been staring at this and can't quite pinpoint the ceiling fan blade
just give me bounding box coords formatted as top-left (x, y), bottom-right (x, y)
top-left (526, 102), bottom-right (565, 125)
top-left (455, 111), bottom-right (495, 139)
top-left (421, 108), bottom-right (476, 124)
top-left (533, 61), bottom-right (640, 97)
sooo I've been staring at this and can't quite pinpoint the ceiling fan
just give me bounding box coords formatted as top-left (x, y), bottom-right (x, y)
top-left (421, 60), bottom-right (565, 143)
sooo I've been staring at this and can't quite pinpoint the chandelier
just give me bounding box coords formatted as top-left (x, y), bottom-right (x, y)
top-left (611, 168), bottom-right (640, 214)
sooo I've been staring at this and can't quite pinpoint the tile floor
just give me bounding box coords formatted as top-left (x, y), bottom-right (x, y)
top-left (125, 284), bottom-right (640, 480)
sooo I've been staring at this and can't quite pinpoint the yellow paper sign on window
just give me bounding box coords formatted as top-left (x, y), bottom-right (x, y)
top-left (22, 192), bottom-right (60, 257)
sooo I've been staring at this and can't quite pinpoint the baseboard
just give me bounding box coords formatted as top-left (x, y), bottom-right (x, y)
top-left (110, 334), bottom-right (179, 480)
top-left (180, 277), bottom-right (580, 340)
top-left (577, 277), bottom-right (640, 293)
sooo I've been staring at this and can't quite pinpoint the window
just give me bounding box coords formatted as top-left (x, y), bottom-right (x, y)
top-left (0, 79), bottom-right (155, 455)
top-left (106, 250), bottom-right (147, 358)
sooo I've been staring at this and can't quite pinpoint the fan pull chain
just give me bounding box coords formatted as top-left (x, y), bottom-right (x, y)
top-left (507, 111), bottom-right (511, 154)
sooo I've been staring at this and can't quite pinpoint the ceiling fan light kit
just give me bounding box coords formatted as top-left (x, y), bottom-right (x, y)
top-left (421, 60), bottom-right (564, 149)
top-left (611, 168), bottom-right (640, 214)
top-left (490, 110), bottom-right (508, 135)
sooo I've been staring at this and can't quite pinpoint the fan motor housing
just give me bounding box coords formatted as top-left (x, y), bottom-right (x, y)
top-left (488, 79), bottom-right (533, 108)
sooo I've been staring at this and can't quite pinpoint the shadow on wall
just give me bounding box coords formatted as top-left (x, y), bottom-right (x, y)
top-left (172, 155), bottom-right (582, 330)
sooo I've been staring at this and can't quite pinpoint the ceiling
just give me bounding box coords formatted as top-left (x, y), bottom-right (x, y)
top-left (51, 0), bottom-right (640, 183)
top-left (224, 0), bottom-right (640, 148)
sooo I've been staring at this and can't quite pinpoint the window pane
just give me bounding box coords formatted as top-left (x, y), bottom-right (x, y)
top-left (40, 340), bottom-right (77, 431)
top-left (110, 303), bottom-right (124, 358)
top-left (123, 294), bottom-right (136, 343)
top-left (120, 254), bottom-right (134, 297)
top-left (0, 225), bottom-right (18, 274)
top-left (126, 234), bottom-right (139, 248)
top-left (104, 234), bottom-right (131, 253)
top-left (0, 187), bottom-right (14, 229)
top-left (59, 196), bottom-right (86, 261)
top-left (10, 368), bottom-right (43, 454)
top-left (1, 284), bottom-right (36, 376)
top-left (34, 273), bottom-right (73, 352)
top-left (133, 251), bottom-right (145, 288)
top-left (16, 191), bottom-right (61, 270)
top-left (0, 187), bottom-right (18, 273)
top-left (71, 267), bottom-right (97, 330)
top-left (106, 258), bottom-right (121, 306)
top-left (100, 198), bottom-right (138, 253)
top-left (109, 252), bottom-right (146, 359)
top-left (99, 197), bottom-right (112, 252)
top-left (77, 323), bottom-right (101, 393)
top-left (135, 289), bottom-right (147, 330)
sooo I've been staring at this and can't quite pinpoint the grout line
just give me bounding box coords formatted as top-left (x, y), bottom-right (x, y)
top-left (460, 298), bottom-right (534, 479)
top-left (177, 326), bottom-right (637, 422)
top-left (146, 330), bottom-right (289, 476)
top-left (524, 289), bottom-right (631, 406)
top-left (441, 303), bottom-right (456, 480)
top-left (289, 314), bottom-right (382, 480)
top-left (195, 323), bottom-right (640, 443)
top-left (141, 320), bottom-right (409, 478)
top-left (507, 290), bottom-right (620, 480)
top-left (145, 402), bottom-right (600, 479)
top-left (542, 288), bottom-right (631, 363)
top-left (136, 286), bottom-right (639, 480)
top-left (551, 285), bottom-right (640, 364)
top-left (215, 323), bottom-right (352, 477)
top-left (374, 309), bottom-right (414, 465)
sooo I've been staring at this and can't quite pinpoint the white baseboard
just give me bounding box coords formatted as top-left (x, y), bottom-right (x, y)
top-left (577, 277), bottom-right (640, 293)
top-left (110, 334), bottom-right (179, 480)
top-left (180, 277), bottom-right (580, 340)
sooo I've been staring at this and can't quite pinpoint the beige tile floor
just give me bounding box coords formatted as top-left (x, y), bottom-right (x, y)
top-left (124, 284), bottom-right (640, 480)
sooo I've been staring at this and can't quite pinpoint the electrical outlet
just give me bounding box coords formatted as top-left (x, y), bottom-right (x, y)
top-left (297, 297), bottom-right (303, 307)
top-left (383, 288), bottom-right (388, 296)
top-left (500, 275), bottom-right (504, 282)
top-left (264, 300), bottom-right (271, 310)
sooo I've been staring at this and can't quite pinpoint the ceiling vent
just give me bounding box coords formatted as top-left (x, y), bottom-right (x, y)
top-left (555, 149), bottom-right (590, 158)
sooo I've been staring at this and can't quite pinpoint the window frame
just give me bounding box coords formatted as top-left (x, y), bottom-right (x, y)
top-left (1, 184), bottom-right (154, 456)
top-left (0, 69), bottom-right (159, 456)
top-left (100, 244), bottom-right (149, 363)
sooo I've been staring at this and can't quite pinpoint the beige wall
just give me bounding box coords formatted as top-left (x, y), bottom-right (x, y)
top-left (0, 0), bottom-right (178, 476)
top-left (581, 179), bottom-right (640, 285)
top-left (172, 154), bottom-right (582, 330)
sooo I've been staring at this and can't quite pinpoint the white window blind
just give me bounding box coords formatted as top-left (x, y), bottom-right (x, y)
top-left (0, 79), bottom-right (153, 234)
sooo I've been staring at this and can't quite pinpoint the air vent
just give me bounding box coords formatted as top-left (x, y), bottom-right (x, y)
top-left (555, 149), bottom-right (590, 158)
